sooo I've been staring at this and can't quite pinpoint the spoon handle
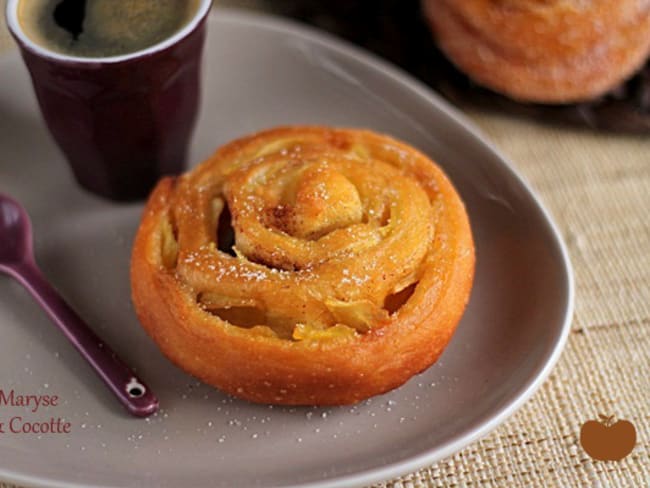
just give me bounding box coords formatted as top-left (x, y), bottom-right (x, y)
top-left (10, 261), bottom-right (158, 417)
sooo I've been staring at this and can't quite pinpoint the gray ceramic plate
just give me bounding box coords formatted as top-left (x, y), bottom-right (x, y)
top-left (0, 9), bottom-right (573, 488)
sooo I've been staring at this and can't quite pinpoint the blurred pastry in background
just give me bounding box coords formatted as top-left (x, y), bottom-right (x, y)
top-left (423, 0), bottom-right (650, 103)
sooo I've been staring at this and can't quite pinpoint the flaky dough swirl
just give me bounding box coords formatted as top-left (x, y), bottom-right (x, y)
top-left (131, 126), bottom-right (474, 405)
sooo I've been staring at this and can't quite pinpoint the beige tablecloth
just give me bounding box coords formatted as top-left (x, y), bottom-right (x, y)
top-left (1, 3), bottom-right (648, 487)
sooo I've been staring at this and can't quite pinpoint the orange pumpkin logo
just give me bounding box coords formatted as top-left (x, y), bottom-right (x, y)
top-left (580, 414), bottom-right (636, 461)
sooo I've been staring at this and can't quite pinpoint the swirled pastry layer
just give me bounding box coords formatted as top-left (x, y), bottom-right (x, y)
top-left (131, 126), bottom-right (475, 405)
top-left (424, 0), bottom-right (650, 103)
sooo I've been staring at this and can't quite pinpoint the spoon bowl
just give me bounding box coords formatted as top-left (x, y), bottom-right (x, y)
top-left (0, 194), bottom-right (32, 268)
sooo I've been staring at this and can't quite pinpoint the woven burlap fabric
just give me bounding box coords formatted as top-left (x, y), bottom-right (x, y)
top-left (1, 2), bottom-right (649, 487)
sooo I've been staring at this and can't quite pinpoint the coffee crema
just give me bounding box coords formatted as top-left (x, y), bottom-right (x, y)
top-left (18, 0), bottom-right (200, 57)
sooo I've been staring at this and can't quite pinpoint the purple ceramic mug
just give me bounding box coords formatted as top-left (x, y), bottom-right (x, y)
top-left (5, 0), bottom-right (213, 201)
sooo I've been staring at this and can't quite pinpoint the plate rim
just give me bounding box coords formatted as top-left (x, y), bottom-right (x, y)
top-left (0, 7), bottom-right (575, 488)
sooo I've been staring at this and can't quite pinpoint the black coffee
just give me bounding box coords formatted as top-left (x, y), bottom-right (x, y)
top-left (18, 0), bottom-right (200, 57)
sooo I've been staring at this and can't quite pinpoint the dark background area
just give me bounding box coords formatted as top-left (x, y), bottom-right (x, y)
top-left (245, 0), bottom-right (650, 134)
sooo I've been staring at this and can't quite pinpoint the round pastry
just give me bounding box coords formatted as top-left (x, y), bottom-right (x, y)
top-left (423, 0), bottom-right (650, 103)
top-left (130, 126), bottom-right (475, 405)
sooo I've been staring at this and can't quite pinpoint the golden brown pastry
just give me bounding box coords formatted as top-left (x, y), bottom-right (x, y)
top-left (423, 0), bottom-right (650, 103)
top-left (130, 126), bottom-right (475, 405)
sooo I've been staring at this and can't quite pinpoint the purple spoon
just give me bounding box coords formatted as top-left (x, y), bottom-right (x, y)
top-left (0, 194), bottom-right (158, 417)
